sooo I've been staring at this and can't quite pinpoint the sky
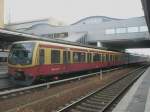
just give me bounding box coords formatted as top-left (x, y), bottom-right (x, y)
top-left (4, 0), bottom-right (150, 56)
top-left (5, 0), bottom-right (144, 24)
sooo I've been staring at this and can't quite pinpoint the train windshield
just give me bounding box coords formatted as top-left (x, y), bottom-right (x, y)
top-left (8, 42), bottom-right (35, 65)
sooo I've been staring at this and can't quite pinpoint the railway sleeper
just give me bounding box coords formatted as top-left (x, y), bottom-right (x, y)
top-left (70, 109), bottom-right (81, 112)
top-left (93, 95), bottom-right (114, 100)
top-left (104, 85), bottom-right (125, 89)
top-left (75, 105), bottom-right (100, 112)
top-left (97, 90), bottom-right (118, 94)
top-left (96, 93), bottom-right (115, 97)
top-left (90, 97), bottom-right (111, 102)
top-left (86, 99), bottom-right (108, 105)
top-left (91, 96), bottom-right (112, 100)
top-left (96, 93), bottom-right (117, 97)
top-left (81, 102), bottom-right (104, 109)
top-left (100, 88), bottom-right (124, 94)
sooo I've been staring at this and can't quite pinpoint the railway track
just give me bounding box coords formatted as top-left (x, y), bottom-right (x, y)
top-left (0, 66), bottom-right (125, 99)
top-left (56, 66), bottom-right (147, 112)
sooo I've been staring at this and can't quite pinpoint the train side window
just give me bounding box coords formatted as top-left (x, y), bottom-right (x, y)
top-left (118, 55), bottom-right (120, 61)
top-left (73, 52), bottom-right (85, 63)
top-left (39, 49), bottom-right (45, 65)
top-left (89, 53), bottom-right (92, 62)
top-left (114, 55), bottom-right (116, 62)
top-left (63, 51), bottom-right (67, 64)
top-left (93, 53), bottom-right (99, 62)
top-left (109, 55), bottom-right (112, 61)
top-left (101, 54), bottom-right (104, 62)
top-left (51, 50), bottom-right (60, 64)
top-left (110, 55), bottom-right (112, 61)
top-left (99, 54), bottom-right (102, 62)
top-left (111, 55), bottom-right (113, 61)
top-left (106, 54), bottom-right (109, 62)
top-left (87, 53), bottom-right (92, 63)
top-left (93, 53), bottom-right (96, 62)
top-left (73, 52), bottom-right (79, 63)
top-left (116, 55), bottom-right (118, 61)
top-left (68, 51), bottom-right (70, 63)
top-left (63, 51), bottom-right (70, 64)
top-left (102, 54), bottom-right (105, 62)
top-left (81, 52), bottom-right (85, 62)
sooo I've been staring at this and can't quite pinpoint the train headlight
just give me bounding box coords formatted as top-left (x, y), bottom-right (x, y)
top-left (15, 71), bottom-right (25, 80)
top-left (16, 72), bottom-right (22, 77)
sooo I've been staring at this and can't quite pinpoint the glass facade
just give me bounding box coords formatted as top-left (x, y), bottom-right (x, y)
top-left (105, 29), bottom-right (115, 34)
top-left (116, 28), bottom-right (126, 33)
top-left (105, 26), bottom-right (148, 35)
top-left (139, 26), bottom-right (148, 32)
top-left (127, 27), bottom-right (138, 33)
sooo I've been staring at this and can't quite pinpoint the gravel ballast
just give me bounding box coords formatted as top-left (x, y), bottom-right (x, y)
top-left (0, 67), bottom-right (135, 112)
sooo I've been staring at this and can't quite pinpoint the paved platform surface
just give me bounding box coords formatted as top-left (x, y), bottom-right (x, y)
top-left (113, 67), bottom-right (150, 112)
top-left (0, 66), bottom-right (15, 89)
top-left (0, 65), bottom-right (8, 78)
top-left (0, 70), bottom-right (8, 78)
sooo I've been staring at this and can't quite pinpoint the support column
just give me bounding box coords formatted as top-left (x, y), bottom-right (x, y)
top-left (97, 41), bottom-right (103, 47)
top-left (0, 0), bottom-right (4, 28)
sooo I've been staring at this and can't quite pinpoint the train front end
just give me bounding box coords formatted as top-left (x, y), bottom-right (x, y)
top-left (8, 41), bottom-right (37, 86)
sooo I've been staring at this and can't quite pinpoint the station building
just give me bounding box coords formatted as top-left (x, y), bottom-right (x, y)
top-left (5, 16), bottom-right (149, 50)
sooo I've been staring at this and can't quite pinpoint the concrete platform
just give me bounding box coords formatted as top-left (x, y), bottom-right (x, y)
top-left (0, 65), bottom-right (8, 77)
top-left (0, 72), bottom-right (8, 78)
top-left (0, 70), bottom-right (8, 78)
top-left (113, 67), bottom-right (150, 112)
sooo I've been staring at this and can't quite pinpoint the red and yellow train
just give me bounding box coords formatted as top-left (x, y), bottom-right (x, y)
top-left (8, 40), bottom-right (147, 85)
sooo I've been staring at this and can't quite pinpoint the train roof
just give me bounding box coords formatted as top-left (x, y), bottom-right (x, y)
top-left (13, 40), bottom-right (124, 54)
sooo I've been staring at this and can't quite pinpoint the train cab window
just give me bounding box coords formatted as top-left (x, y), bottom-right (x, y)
top-left (87, 53), bottom-right (92, 63)
top-left (63, 51), bottom-right (70, 64)
top-left (51, 50), bottom-right (60, 64)
top-left (39, 49), bottom-right (45, 65)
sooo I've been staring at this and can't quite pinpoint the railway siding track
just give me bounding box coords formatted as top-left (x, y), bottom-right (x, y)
top-left (56, 66), bottom-right (147, 112)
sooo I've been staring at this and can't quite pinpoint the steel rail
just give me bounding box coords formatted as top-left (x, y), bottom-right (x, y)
top-left (56, 66), bottom-right (146, 112)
